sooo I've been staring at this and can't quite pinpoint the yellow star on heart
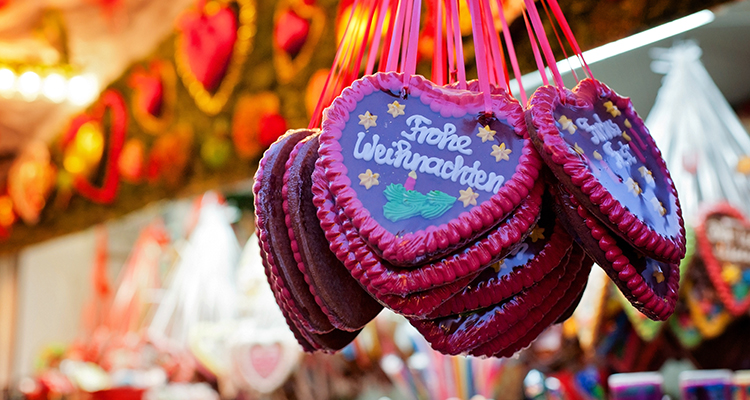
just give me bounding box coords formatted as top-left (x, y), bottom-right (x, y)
top-left (358, 169), bottom-right (379, 189)
top-left (492, 261), bottom-right (505, 273)
top-left (626, 177), bottom-right (642, 197)
top-left (491, 143), bottom-right (512, 162)
top-left (458, 187), bottom-right (479, 207)
top-left (387, 101), bottom-right (405, 118)
top-left (604, 101), bottom-right (621, 117)
top-left (529, 226), bottom-right (545, 243)
top-left (593, 150), bottom-right (603, 160)
top-left (558, 115), bottom-right (577, 134)
top-left (477, 125), bottom-right (496, 142)
top-left (639, 166), bottom-right (655, 185)
top-left (358, 111), bottom-right (378, 129)
top-left (650, 197), bottom-right (666, 216)
top-left (573, 143), bottom-right (585, 156)
top-left (722, 263), bottom-right (742, 285)
top-left (653, 267), bottom-right (665, 284)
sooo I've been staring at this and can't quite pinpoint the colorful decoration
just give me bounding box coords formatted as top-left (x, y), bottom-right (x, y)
top-left (695, 203), bottom-right (750, 316)
top-left (272, 0), bottom-right (325, 83)
top-left (118, 139), bottom-right (146, 184)
top-left (128, 60), bottom-right (176, 134)
top-left (147, 125), bottom-right (194, 187)
top-left (63, 90), bottom-right (127, 204)
top-left (176, 0), bottom-right (256, 115)
top-left (231, 92), bottom-right (287, 159)
top-left (8, 142), bottom-right (56, 225)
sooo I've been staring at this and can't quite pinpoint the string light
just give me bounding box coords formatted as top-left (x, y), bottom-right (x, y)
top-left (17, 71), bottom-right (42, 101)
top-left (68, 74), bottom-right (99, 106)
top-left (42, 73), bottom-right (67, 103)
top-left (0, 68), bottom-right (16, 97)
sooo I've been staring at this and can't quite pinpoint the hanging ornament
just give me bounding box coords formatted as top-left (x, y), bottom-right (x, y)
top-left (146, 125), bottom-right (194, 187)
top-left (176, 0), bottom-right (256, 115)
top-left (118, 139), bottom-right (146, 184)
top-left (695, 203), bottom-right (750, 316)
top-left (683, 256), bottom-right (732, 339)
top-left (273, 0), bottom-right (325, 83)
top-left (128, 60), bottom-right (176, 134)
top-left (8, 142), bottom-right (57, 225)
top-left (201, 120), bottom-right (233, 169)
top-left (231, 92), bottom-right (286, 159)
top-left (61, 90), bottom-right (127, 204)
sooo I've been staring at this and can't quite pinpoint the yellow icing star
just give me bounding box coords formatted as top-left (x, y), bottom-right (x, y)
top-left (624, 119), bottom-right (632, 129)
top-left (558, 115), bottom-right (577, 134)
top-left (491, 143), bottom-right (512, 162)
top-left (622, 132), bottom-right (631, 142)
top-left (358, 111), bottom-right (378, 129)
top-left (477, 125), bottom-right (496, 142)
top-left (650, 197), bottom-right (666, 216)
top-left (639, 166), bottom-right (655, 185)
top-left (625, 177), bottom-right (641, 196)
top-left (573, 143), bottom-right (585, 156)
top-left (530, 227), bottom-right (545, 243)
top-left (458, 187), bottom-right (479, 207)
top-left (387, 101), bottom-right (406, 118)
top-left (653, 268), bottom-right (665, 284)
top-left (722, 263), bottom-right (742, 285)
top-left (358, 169), bottom-right (380, 189)
top-left (737, 156), bottom-right (750, 174)
top-left (593, 151), bottom-right (603, 160)
top-left (492, 261), bottom-right (505, 273)
top-left (604, 101), bottom-right (621, 117)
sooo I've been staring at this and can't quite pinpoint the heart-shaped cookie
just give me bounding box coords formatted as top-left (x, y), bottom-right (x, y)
top-left (527, 78), bottom-right (685, 263)
top-left (64, 90), bottom-right (127, 204)
top-left (695, 203), bottom-right (750, 316)
top-left (188, 321), bottom-right (237, 379)
top-left (232, 331), bottom-right (301, 394)
top-left (684, 256), bottom-right (733, 339)
top-left (552, 184), bottom-right (679, 321)
top-left (272, 0), bottom-right (325, 83)
top-left (319, 72), bottom-right (542, 266)
top-left (176, 0), bottom-right (255, 115)
top-left (128, 60), bottom-right (176, 134)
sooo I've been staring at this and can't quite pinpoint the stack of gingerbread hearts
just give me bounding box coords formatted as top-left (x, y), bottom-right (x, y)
top-left (519, 0), bottom-right (685, 321)
top-left (252, 0), bottom-right (686, 357)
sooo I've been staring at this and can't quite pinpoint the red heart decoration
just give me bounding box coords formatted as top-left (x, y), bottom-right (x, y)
top-left (249, 344), bottom-right (282, 379)
top-left (64, 90), bottom-right (127, 204)
top-left (695, 202), bottom-right (750, 316)
top-left (178, 5), bottom-right (237, 93)
top-left (274, 10), bottom-right (310, 57)
top-left (129, 67), bottom-right (164, 117)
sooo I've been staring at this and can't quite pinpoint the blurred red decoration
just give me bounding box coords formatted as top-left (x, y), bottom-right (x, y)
top-left (274, 10), bottom-right (310, 57)
top-left (128, 66), bottom-right (164, 117)
top-left (178, 2), bottom-right (237, 92)
top-left (258, 112), bottom-right (287, 148)
top-left (118, 139), bottom-right (146, 183)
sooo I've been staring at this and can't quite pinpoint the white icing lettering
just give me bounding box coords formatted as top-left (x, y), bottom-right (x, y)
top-left (576, 114), bottom-right (621, 145)
top-left (602, 141), bottom-right (637, 169)
top-left (401, 114), bottom-right (472, 155)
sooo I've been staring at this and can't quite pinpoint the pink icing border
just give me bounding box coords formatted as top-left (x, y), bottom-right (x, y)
top-left (319, 72), bottom-right (542, 266)
top-left (314, 156), bottom-right (544, 296)
top-left (313, 164), bottom-right (487, 317)
top-left (472, 248), bottom-right (592, 358)
top-left (695, 202), bottom-right (750, 317)
top-left (426, 214), bottom-right (573, 318)
top-left (567, 192), bottom-right (679, 321)
top-left (409, 247), bottom-right (575, 355)
top-left (527, 78), bottom-right (686, 263)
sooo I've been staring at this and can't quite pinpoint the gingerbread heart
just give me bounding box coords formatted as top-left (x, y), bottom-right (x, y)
top-left (527, 78), bottom-right (685, 263)
top-left (176, 0), bottom-right (255, 115)
top-left (684, 256), bottom-right (733, 339)
top-left (319, 72), bottom-right (542, 266)
top-left (232, 332), bottom-right (301, 394)
top-left (695, 203), bottom-right (750, 316)
top-left (64, 90), bottom-right (127, 204)
top-left (128, 60), bottom-right (176, 134)
top-left (272, 0), bottom-right (325, 83)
